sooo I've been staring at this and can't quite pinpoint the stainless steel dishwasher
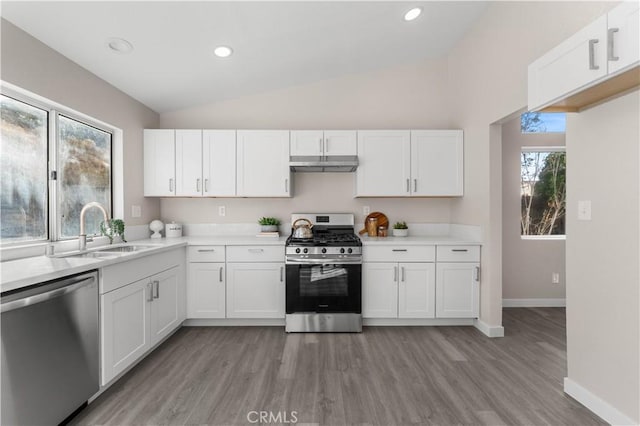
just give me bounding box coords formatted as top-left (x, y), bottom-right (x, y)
top-left (1, 271), bottom-right (99, 425)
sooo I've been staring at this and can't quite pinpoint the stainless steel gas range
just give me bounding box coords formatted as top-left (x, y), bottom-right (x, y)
top-left (285, 213), bottom-right (362, 333)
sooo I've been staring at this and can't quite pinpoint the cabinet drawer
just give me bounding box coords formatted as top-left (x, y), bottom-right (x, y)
top-left (188, 246), bottom-right (225, 262)
top-left (436, 246), bottom-right (480, 262)
top-left (363, 245), bottom-right (435, 262)
top-left (226, 245), bottom-right (284, 262)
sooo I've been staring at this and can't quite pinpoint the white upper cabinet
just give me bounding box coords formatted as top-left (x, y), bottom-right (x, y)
top-left (528, 2), bottom-right (640, 112)
top-left (237, 130), bottom-right (291, 197)
top-left (143, 129), bottom-right (175, 196)
top-left (175, 129), bottom-right (203, 196)
top-left (203, 130), bottom-right (236, 196)
top-left (410, 130), bottom-right (463, 197)
top-left (356, 130), bottom-right (411, 197)
top-left (607, 1), bottom-right (640, 74)
top-left (290, 130), bottom-right (356, 156)
top-left (356, 130), bottom-right (463, 197)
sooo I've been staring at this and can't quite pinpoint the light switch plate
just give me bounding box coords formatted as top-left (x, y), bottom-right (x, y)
top-left (578, 200), bottom-right (592, 221)
top-left (219, 206), bottom-right (226, 217)
top-left (363, 206), bottom-right (370, 216)
top-left (131, 205), bottom-right (141, 218)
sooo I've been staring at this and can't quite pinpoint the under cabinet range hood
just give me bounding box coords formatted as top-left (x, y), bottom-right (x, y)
top-left (289, 155), bottom-right (358, 172)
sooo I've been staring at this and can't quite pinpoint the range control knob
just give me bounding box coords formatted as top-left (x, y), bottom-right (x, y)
top-left (295, 248), bottom-right (301, 254)
top-left (347, 248), bottom-right (353, 254)
top-left (303, 248), bottom-right (308, 254)
top-left (321, 248), bottom-right (327, 254)
top-left (340, 248), bottom-right (345, 254)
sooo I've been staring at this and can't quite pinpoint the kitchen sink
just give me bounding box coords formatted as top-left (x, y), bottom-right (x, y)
top-left (54, 244), bottom-right (161, 259)
top-left (97, 245), bottom-right (158, 253)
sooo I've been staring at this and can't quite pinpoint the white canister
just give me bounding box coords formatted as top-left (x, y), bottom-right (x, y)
top-left (165, 222), bottom-right (183, 238)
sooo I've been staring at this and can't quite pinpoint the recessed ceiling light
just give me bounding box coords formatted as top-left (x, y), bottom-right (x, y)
top-left (404, 7), bottom-right (422, 21)
top-left (107, 37), bottom-right (133, 54)
top-left (214, 46), bottom-right (233, 58)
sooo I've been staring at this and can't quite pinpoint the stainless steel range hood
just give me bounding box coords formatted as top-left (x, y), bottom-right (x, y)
top-left (289, 155), bottom-right (358, 172)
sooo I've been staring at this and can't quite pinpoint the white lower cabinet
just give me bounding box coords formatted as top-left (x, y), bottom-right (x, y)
top-left (102, 265), bottom-right (181, 384)
top-left (226, 262), bottom-right (285, 318)
top-left (435, 263), bottom-right (479, 318)
top-left (363, 262), bottom-right (435, 319)
top-left (187, 262), bottom-right (225, 318)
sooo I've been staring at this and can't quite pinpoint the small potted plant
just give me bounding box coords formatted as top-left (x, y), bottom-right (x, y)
top-left (100, 219), bottom-right (127, 244)
top-left (392, 221), bottom-right (409, 237)
top-left (258, 217), bottom-right (281, 232)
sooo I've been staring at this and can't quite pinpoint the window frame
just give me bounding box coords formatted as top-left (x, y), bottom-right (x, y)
top-left (1, 82), bottom-right (122, 249)
top-left (520, 146), bottom-right (566, 240)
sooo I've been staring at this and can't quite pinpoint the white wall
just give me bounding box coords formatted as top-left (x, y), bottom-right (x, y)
top-left (0, 19), bottom-right (161, 226)
top-left (502, 116), bottom-right (566, 302)
top-left (565, 91), bottom-right (639, 424)
top-left (160, 58), bottom-right (454, 227)
top-left (446, 1), bottom-right (613, 327)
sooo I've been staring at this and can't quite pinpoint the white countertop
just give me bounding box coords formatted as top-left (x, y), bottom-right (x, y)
top-left (1, 234), bottom-right (477, 293)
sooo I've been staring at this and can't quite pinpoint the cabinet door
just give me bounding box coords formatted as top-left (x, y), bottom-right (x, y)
top-left (237, 130), bottom-right (291, 197)
top-left (203, 130), bottom-right (236, 196)
top-left (398, 262), bottom-right (436, 318)
top-left (101, 278), bottom-right (151, 385)
top-left (436, 263), bottom-right (479, 318)
top-left (323, 130), bottom-right (357, 155)
top-left (143, 129), bottom-right (175, 196)
top-left (150, 267), bottom-right (181, 344)
top-left (290, 130), bottom-right (323, 156)
top-left (356, 130), bottom-right (411, 197)
top-left (187, 262), bottom-right (225, 318)
top-left (607, 1), bottom-right (640, 74)
top-left (410, 130), bottom-right (463, 196)
top-left (226, 262), bottom-right (285, 318)
top-left (528, 15), bottom-right (608, 111)
top-left (175, 129), bottom-right (203, 196)
top-left (362, 262), bottom-right (398, 318)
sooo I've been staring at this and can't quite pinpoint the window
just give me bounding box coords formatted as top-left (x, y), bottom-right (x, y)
top-left (1, 93), bottom-right (113, 245)
top-left (521, 148), bottom-right (566, 236)
top-left (521, 112), bottom-right (566, 133)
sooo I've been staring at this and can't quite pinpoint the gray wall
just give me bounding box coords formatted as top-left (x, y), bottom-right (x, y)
top-left (0, 19), bottom-right (161, 226)
top-left (501, 116), bottom-right (566, 302)
top-left (566, 91), bottom-right (639, 423)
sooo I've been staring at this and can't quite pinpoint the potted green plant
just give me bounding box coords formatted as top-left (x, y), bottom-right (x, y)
top-left (100, 219), bottom-right (127, 244)
top-left (258, 217), bottom-right (280, 232)
top-left (392, 221), bottom-right (409, 237)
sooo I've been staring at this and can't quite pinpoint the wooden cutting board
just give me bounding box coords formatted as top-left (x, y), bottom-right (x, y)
top-left (358, 212), bottom-right (389, 235)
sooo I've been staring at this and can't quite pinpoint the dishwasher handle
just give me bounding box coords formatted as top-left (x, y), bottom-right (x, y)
top-left (1, 274), bottom-right (97, 313)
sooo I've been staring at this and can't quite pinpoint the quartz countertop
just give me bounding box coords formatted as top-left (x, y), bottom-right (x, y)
top-left (360, 235), bottom-right (482, 246)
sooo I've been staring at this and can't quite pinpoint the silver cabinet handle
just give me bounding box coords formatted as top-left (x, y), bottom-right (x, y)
top-left (392, 249), bottom-right (407, 252)
top-left (169, 178), bottom-right (174, 192)
top-left (452, 249), bottom-right (468, 252)
top-left (406, 178), bottom-right (410, 193)
top-left (394, 266), bottom-right (398, 282)
top-left (153, 280), bottom-right (160, 299)
top-left (588, 39), bottom-right (599, 70)
top-left (248, 248), bottom-right (264, 253)
top-left (197, 178), bottom-right (201, 192)
top-left (204, 179), bottom-right (209, 193)
top-left (607, 28), bottom-right (619, 61)
top-left (197, 249), bottom-right (216, 252)
top-left (474, 266), bottom-right (481, 282)
top-left (319, 138), bottom-right (323, 153)
top-left (325, 138), bottom-right (329, 153)
top-left (413, 179), bottom-right (417, 193)
top-left (285, 178), bottom-right (289, 193)
top-left (219, 267), bottom-right (224, 282)
top-left (280, 266), bottom-right (284, 282)
top-left (147, 282), bottom-right (154, 302)
top-left (401, 266), bottom-right (405, 282)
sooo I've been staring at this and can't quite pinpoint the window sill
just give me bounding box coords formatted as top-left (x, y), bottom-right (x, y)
top-left (520, 235), bottom-right (566, 241)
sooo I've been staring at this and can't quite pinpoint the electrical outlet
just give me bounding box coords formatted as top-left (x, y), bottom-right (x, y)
top-left (552, 273), bottom-right (560, 284)
top-left (363, 206), bottom-right (370, 216)
top-left (218, 206), bottom-right (226, 217)
top-left (131, 205), bottom-right (141, 218)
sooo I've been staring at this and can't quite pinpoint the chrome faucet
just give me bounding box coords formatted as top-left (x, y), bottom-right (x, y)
top-left (79, 202), bottom-right (109, 251)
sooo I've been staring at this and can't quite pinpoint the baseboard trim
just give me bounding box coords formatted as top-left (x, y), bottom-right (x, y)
top-left (473, 318), bottom-right (504, 337)
top-left (502, 298), bottom-right (566, 307)
top-left (363, 318), bottom-right (474, 327)
top-left (183, 318), bottom-right (285, 326)
top-left (564, 377), bottom-right (638, 425)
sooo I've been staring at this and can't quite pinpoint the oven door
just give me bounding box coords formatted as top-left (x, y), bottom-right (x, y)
top-left (286, 263), bottom-right (361, 314)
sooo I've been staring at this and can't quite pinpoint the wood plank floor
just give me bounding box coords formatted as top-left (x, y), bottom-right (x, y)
top-left (71, 308), bottom-right (606, 425)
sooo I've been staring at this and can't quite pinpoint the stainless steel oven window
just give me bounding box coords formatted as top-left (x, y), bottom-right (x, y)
top-left (299, 265), bottom-right (349, 297)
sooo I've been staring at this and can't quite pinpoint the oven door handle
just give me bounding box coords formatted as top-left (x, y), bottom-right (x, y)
top-left (285, 258), bottom-right (363, 265)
